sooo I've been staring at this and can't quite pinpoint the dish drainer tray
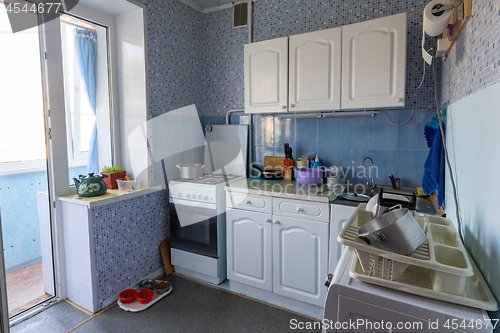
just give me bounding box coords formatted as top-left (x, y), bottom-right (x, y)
top-left (349, 253), bottom-right (498, 311)
top-left (118, 281), bottom-right (172, 312)
top-left (338, 204), bottom-right (474, 295)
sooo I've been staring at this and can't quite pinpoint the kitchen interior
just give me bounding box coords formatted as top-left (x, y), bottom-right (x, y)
top-left (1, 0), bottom-right (499, 332)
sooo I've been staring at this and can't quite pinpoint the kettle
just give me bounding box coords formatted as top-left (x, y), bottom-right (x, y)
top-left (73, 173), bottom-right (108, 197)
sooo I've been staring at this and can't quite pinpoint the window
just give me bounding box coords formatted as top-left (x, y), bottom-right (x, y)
top-left (0, 4), bottom-right (45, 175)
top-left (60, 19), bottom-right (95, 164)
top-left (60, 14), bottom-right (113, 181)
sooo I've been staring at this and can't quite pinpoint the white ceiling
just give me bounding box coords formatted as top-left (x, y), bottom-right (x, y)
top-left (79, 0), bottom-right (142, 17)
top-left (188, 0), bottom-right (233, 10)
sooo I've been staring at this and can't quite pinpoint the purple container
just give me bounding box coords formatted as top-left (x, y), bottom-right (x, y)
top-left (295, 168), bottom-right (324, 186)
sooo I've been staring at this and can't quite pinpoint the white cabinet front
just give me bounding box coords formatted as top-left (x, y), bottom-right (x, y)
top-left (226, 209), bottom-right (273, 291)
top-left (244, 37), bottom-right (288, 114)
top-left (273, 197), bottom-right (329, 222)
top-left (329, 204), bottom-right (356, 273)
top-left (226, 192), bottom-right (273, 213)
top-left (272, 216), bottom-right (329, 306)
top-left (341, 13), bottom-right (407, 110)
top-left (289, 27), bottom-right (342, 112)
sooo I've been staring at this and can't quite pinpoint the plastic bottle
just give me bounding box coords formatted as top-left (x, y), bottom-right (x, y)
top-left (313, 155), bottom-right (321, 168)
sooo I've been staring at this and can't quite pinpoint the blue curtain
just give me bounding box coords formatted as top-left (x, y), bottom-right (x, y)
top-left (75, 28), bottom-right (98, 174)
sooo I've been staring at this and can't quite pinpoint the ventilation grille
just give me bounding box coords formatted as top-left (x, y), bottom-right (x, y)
top-left (233, 2), bottom-right (248, 28)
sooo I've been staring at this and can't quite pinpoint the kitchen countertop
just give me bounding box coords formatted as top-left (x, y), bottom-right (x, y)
top-left (225, 178), bottom-right (342, 203)
top-left (59, 186), bottom-right (164, 207)
top-left (226, 179), bottom-right (438, 214)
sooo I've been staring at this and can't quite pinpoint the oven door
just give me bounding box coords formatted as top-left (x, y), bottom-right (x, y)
top-left (170, 199), bottom-right (218, 258)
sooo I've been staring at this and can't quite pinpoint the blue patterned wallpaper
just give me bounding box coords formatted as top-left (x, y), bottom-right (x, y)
top-left (200, 10), bottom-right (247, 115)
top-left (198, 0), bottom-right (441, 116)
top-left (139, 0), bottom-right (204, 116)
top-left (441, 0), bottom-right (500, 104)
top-left (92, 190), bottom-right (168, 310)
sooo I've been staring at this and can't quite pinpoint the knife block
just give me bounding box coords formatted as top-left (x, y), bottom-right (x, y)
top-left (284, 169), bottom-right (293, 181)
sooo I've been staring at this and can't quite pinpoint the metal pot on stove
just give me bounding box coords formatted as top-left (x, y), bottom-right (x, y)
top-left (176, 163), bottom-right (205, 179)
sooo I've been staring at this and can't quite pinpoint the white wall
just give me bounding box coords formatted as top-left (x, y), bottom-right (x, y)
top-left (446, 82), bottom-right (500, 322)
top-left (115, 9), bottom-right (149, 187)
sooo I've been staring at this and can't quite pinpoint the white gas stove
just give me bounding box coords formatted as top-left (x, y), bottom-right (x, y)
top-left (169, 173), bottom-right (245, 285)
top-left (167, 124), bottom-right (249, 285)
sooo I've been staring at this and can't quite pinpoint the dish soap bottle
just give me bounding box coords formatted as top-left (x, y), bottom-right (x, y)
top-left (313, 155), bottom-right (321, 168)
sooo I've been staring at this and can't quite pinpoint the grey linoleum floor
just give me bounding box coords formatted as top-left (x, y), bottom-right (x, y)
top-left (11, 274), bottom-right (321, 333)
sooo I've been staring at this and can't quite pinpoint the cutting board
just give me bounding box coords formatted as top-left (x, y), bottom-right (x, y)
top-left (264, 156), bottom-right (288, 171)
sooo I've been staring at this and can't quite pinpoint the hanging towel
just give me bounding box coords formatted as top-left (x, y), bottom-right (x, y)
top-left (422, 127), bottom-right (445, 207)
top-left (424, 115), bottom-right (440, 148)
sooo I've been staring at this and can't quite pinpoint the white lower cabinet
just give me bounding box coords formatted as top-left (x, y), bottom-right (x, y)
top-left (329, 204), bottom-right (356, 273)
top-left (272, 216), bottom-right (329, 306)
top-left (226, 197), bottom-right (330, 307)
top-left (226, 209), bottom-right (273, 291)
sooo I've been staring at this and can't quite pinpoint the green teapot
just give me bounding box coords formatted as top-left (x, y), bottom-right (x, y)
top-left (73, 173), bottom-right (108, 197)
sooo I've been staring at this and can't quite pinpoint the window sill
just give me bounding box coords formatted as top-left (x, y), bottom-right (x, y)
top-left (58, 185), bottom-right (164, 208)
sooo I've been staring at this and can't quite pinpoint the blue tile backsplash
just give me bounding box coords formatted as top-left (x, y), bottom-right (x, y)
top-left (204, 109), bottom-right (433, 187)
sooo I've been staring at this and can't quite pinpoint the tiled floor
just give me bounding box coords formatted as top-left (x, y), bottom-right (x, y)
top-left (6, 261), bottom-right (52, 317)
top-left (12, 274), bottom-right (320, 333)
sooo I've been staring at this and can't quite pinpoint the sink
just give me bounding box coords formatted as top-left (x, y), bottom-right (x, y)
top-left (339, 192), bottom-right (372, 202)
top-left (339, 184), bottom-right (379, 202)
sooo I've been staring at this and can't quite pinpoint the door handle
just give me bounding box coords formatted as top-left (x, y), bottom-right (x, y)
top-left (273, 220), bottom-right (280, 224)
top-left (296, 207), bottom-right (303, 213)
top-left (281, 105), bottom-right (287, 109)
top-left (325, 273), bottom-right (333, 288)
top-left (265, 218), bottom-right (272, 223)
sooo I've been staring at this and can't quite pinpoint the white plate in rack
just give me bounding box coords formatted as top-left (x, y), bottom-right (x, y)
top-left (118, 285), bottom-right (172, 312)
top-left (349, 253), bottom-right (498, 311)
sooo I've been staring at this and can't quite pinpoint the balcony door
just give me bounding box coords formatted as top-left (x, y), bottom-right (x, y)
top-left (0, 0), bottom-right (58, 325)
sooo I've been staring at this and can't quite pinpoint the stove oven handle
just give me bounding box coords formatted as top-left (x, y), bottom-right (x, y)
top-left (170, 198), bottom-right (216, 210)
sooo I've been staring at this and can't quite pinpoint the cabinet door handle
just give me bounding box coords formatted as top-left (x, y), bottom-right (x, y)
top-left (325, 273), bottom-right (333, 288)
top-left (265, 218), bottom-right (272, 223)
top-left (281, 105), bottom-right (287, 109)
top-left (290, 104), bottom-right (295, 108)
top-left (246, 200), bottom-right (251, 205)
top-left (296, 207), bottom-right (303, 213)
top-left (273, 220), bottom-right (279, 224)
top-left (397, 97), bottom-right (404, 103)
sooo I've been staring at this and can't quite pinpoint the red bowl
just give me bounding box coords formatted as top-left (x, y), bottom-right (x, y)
top-left (119, 289), bottom-right (137, 304)
top-left (136, 289), bottom-right (154, 304)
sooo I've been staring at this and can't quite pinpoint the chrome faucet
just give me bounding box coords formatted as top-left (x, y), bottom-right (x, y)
top-left (362, 157), bottom-right (376, 191)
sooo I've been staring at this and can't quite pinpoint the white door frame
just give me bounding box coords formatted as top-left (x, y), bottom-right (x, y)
top-left (0, 211), bottom-right (10, 333)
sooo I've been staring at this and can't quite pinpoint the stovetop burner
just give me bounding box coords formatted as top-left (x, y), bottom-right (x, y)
top-left (174, 173), bottom-right (241, 185)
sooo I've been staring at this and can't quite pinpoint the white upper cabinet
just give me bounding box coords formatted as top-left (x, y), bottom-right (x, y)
top-left (289, 27), bottom-right (342, 112)
top-left (244, 13), bottom-right (407, 113)
top-left (341, 13), bottom-right (407, 109)
top-left (244, 37), bottom-right (288, 114)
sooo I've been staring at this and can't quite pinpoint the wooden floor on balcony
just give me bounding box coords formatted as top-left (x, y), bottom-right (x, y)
top-left (6, 261), bottom-right (52, 317)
